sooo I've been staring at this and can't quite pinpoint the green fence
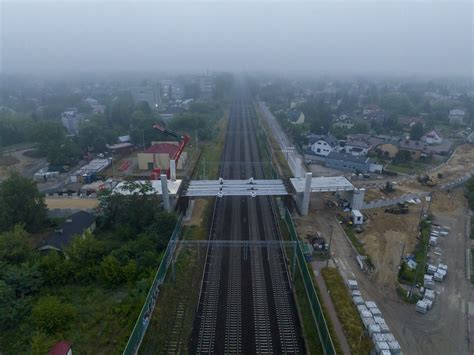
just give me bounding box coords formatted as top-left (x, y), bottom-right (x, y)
top-left (123, 214), bottom-right (183, 355)
top-left (284, 208), bottom-right (336, 355)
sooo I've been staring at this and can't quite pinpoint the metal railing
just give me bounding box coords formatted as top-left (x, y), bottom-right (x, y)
top-left (122, 214), bottom-right (183, 355)
top-left (284, 208), bottom-right (337, 355)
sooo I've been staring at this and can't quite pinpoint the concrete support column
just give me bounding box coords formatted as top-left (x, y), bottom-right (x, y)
top-left (295, 157), bottom-right (302, 178)
top-left (169, 159), bottom-right (176, 181)
top-left (351, 188), bottom-right (366, 210)
top-left (161, 174), bottom-right (171, 212)
top-left (300, 172), bottom-right (312, 216)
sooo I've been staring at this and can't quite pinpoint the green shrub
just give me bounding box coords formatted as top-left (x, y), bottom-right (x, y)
top-left (32, 296), bottom-right (76, 335)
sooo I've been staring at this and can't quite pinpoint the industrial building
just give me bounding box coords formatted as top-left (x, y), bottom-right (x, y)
top-left (325, 152), bottom-right (382, 174)
top-left (137, 142), bottom-right (188, 171)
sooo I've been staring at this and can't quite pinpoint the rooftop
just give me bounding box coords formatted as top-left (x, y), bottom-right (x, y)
top-left (144, 143), bottom-right (179, 155)
top-left (40, 211), bottom-right (96, 251)
top-left (49, 341), bottom-right (72, 355)
top-left (290, 176), bottom-right (355, 193)
top-left (327, 151), bottom-right (373, 164)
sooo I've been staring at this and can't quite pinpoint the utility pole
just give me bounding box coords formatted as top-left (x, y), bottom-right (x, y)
top-left (326, 224), bottom-right (333, 268)
top-left (142, 130), bottom-right (146, 150)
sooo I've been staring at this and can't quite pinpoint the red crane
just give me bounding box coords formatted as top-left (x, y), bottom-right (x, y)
top-left (149, 124), bottom-right (190, 179)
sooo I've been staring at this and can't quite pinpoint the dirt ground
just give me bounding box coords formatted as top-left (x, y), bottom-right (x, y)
top-left (363, 186), bottom-right (406, 202)
top-left (358, 205), bottom-right (422, 291)
top-left (0, 149), bottom-right (46, 179)
top-left (433, 144), bottom-right (474, 181)
top-left (296, 188), bottom-right (472, 354)
top-left (45, 197), bottom-right (99, 210)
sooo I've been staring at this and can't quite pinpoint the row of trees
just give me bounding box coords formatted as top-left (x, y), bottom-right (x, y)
top-left (0, 175), bottom-right (178, 352)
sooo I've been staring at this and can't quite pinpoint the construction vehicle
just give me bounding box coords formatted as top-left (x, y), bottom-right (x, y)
top-left (150, 124), bottom-right (190, 180)
top-left (380, 181), bottom-right (396, 194)
top-left (417, 174), bottom-right (438, 187)
top-left (385, 202), bottom-right (409, 215)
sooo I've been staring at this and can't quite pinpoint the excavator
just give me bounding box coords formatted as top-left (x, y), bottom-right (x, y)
top-left (417, 173), bottom-right (438, 187)
top-left (150, 124), bottom-right (190, 180)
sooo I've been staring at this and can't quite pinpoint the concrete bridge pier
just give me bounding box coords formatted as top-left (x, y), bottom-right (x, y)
top-left (161, 174), bottom-right (172, 212)
top-left (338, 188), bottom-right (366, 210)
top-left (295, 172), bottom-right (312, 216)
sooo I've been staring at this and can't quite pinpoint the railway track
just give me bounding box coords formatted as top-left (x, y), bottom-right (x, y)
top-left (191, 86), bottom-right (304, 354)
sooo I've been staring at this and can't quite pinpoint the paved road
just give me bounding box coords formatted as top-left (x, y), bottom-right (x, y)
top-left (258, 101), bottom-right (306, 178)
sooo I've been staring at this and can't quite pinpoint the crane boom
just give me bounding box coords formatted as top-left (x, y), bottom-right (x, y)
top-left (150, 124), bottom-right (190, 179)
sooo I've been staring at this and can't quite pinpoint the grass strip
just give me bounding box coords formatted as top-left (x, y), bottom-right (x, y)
top-left (321, 268), bottom-right (373, 355)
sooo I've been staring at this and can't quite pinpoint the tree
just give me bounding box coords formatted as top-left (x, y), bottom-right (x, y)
top-left (410, 122), bottom-right (424, 140)
top-left (30, 332), bottom-right (56, 355)
top-left (0, 173), bottom-right (47, 233)
top-left (0, 280), bottom-right (18, 328)
top-left (99, 255), bottom-right (124, 287)
top-left (39, 252), bottom-right (71, 285)
top-left (0, 225), bottom-right (32, 264)
top-left (393, 150), bottom-right (412, 165)
top-left (66, 232), bottom-right (106, 282)
top-left (32, 296), bottom-right (76, 334)
top-left (2, 262), bottom-right (43, 297)
top-left (31, 121), bottom-right (80, 165)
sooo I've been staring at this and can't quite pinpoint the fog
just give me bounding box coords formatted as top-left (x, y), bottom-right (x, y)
top-left (1, 1), bottom-right (473, 76)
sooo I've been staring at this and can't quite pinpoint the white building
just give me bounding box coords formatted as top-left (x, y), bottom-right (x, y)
top-left (61, 110), bottom-right (84, 135)
top-left (307, 134), bottom-right (338, 156)
top-left (333, 114), bottom-right (355, 129)
top-left (421, 130), bottom-right (443, 145)
top-left (449, 109), bottom-right (466, 125)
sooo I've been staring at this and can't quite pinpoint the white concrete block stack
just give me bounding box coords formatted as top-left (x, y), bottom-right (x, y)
top-left (347, 279), bottom-right (402, 354)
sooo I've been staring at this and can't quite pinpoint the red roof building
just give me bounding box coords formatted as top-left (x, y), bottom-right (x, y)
top-left (138, 142), bottom-right (187, 171)
top-left (144, 142), bottom-right (179, 156)
top-left (49, 341), bottom-right (72, 355)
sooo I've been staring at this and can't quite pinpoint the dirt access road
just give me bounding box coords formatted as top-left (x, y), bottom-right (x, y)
top-left (294, 190), bottom-right (471, 354)
top-left (0, 149), bottom-right (46, 179)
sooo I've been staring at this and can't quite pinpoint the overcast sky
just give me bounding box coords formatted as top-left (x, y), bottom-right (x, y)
top-left (1, 1), bottom-right (473, 77)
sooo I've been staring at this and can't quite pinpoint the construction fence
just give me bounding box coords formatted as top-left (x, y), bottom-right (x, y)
top-left (123, 214), bottom-right (183, 355)
top-left (284, 208), bottom-right (337, 355)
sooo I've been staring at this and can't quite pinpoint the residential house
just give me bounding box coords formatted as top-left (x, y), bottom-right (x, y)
top-left (343, 139), bottom-right (370, 156)
top-left (362, 104), bottom-right (379, 116)
top-left (118, 135), bottom-right (131, 143)
top-left (467, 132), bottom-right (474, 144)
top-left (333, 114), bottom-right (354, 129)
top-left (290, 98), bottom-right (306, 109)
top-left (307, 134), bottom-right (338, 156)
top-left (288, 111), bottom-right (305, 125)
top-left (421, 130), bottom-right (443, 145)
top-left (84, 97), bottom-right (98, 106)
top-left (38, 211), bottom-right (96, 253)
top-left (0, 106), bottom-right (16, 114)
top-left (362, 105), bottom-right (385, 121)
top-left (61, 110), bottom-right (84, 135)
top-left (91, 104), bottom-right (106, 114)
top-left (131, 86), bottom-right (160, 108)
top-left (397, 139), bottom-right (428, 160)
top-left (325, 152), bottom-right (382, 174)
top-left (399, 116), bottom-right (424, 128)
top-left (449, 109), bottom-right (466, 125)
top-left (49, 341), bottom-right (73, 355)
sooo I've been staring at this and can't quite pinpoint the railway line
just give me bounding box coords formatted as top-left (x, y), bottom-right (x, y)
top-left (191, 87), bottom-right (304, 354)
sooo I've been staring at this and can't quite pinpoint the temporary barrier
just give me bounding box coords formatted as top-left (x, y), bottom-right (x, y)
top-left (284, 208), bottom-right (336, 355)
top-left (123, 214), bottom-right (183, 355)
